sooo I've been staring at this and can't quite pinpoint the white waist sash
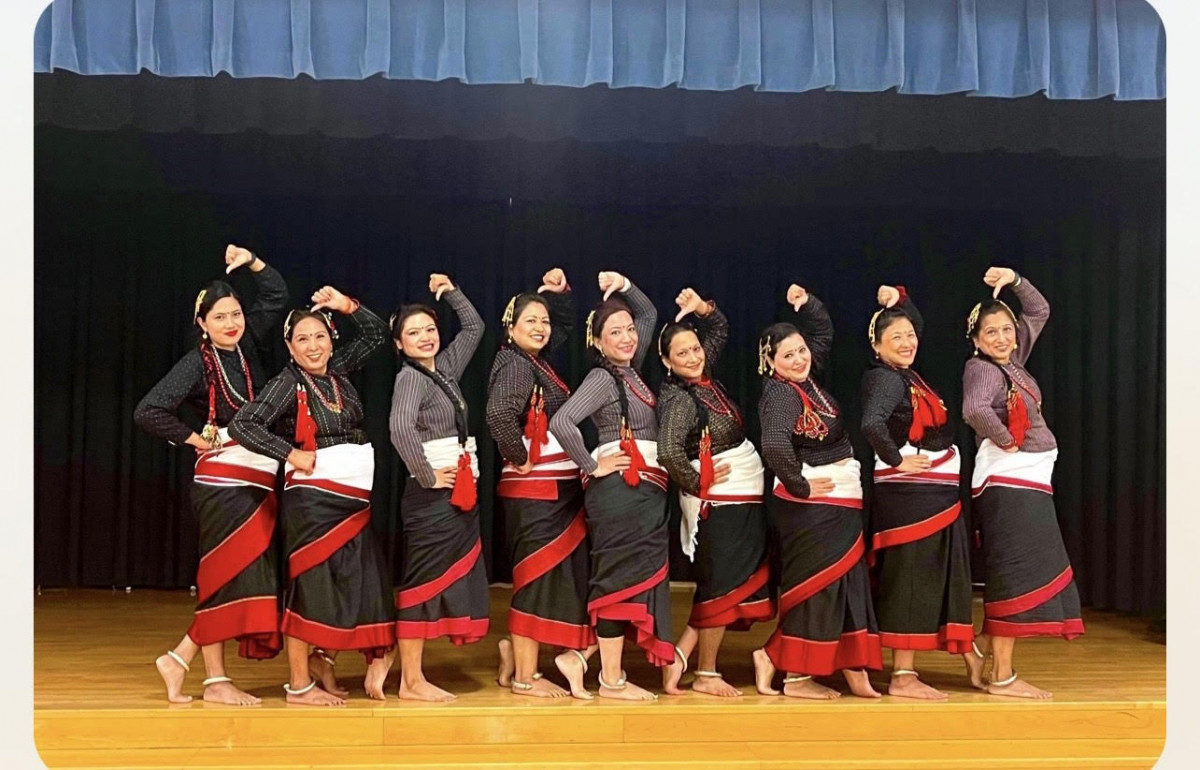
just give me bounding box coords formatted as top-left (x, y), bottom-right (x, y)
top-left (284, 442), bottom-right (375, 494)
top-left (502, 433), bottom-right (579, 474)
top-left (592, 438), bottom-right (664, 470)
top-left (679, 439), bottom-right (766, 560)
top-left (873, 444), bottom-right (960, 486)
top-left (773, 458), bottom-right (863, 502)
top-left (194, 427), bottom-right (280, 490)
top-left (971, 439), bottom-right (1056, 497)
top-left (419, 435), bottom-right (480, 479)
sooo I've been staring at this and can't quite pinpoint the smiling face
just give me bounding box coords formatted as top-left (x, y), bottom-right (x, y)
top-left (286, 316), bottom-right (333, 376)
top-left (974, 309), bottom-right (1017, 364)
top-left (873, 316), bottom-right (918, 368)
top-left (198, 297), bottom-right (246, 350)
top-left (771, 333), bottom-right (811, 382)
top-left (595, 310), bottom-right (637, 366)
top-left (509, 300), bottom-right (551, 355)
top-left (663, 329), bottom-right (705, 381)
top-left (398, 312), bottom-right (440, 363)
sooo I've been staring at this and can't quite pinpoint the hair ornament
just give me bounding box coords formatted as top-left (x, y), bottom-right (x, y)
top-left (757, 336), bottom-right (774, 376)
top-left (193, 289), bottom-right (207, 320)
top-left (585, 310), bottom-right (597, 348)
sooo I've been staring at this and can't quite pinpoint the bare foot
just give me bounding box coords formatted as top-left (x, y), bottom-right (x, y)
top-left (497, 638), bottom-right (514, 687)
top-left (598, 679), bottom-right (657, 702)
top-left (782, 677), bottom-right (840, 700)
top-left (364, 648), bottom-right (396, 701)
top-left (154, 654), bottom-right (192, 704)
top-left (692, 675), bottom-right (742, 697)
top-left (888, 673), bottom-right (948, 700)
top-left (988, 676), bottom-right (1052, 699)
top-left (964, 650), bottom-right (987, 690)
top-left (308, 652), bottom-right (349, 698)
top-left (662, 656), bottom-right (687, 696)
top-left (513, 677), bottom-right (569, 698)
top-left (203, 681), bottom-right (261, 706)
top-left (399, 678), bottom-right (457, 702)
top-left (843, 669), bottom-right (882, 698)
top-left (287, 684), bottom-right (345, 707)
top-left (554, 650), bottom-right (594, 701)
top-left (752, 649), bottom-right (779, 696)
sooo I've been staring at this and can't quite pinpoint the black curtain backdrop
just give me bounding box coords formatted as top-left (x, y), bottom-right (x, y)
top-left (34, 84), bottom-right (1165, 617)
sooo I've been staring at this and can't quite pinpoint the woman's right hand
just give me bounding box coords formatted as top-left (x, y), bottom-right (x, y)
top-left (592, 453), bottom-right (632, 478)
top-left (432, 465), bottom-right (459, 488)
top-left (897, 454), bottom-right (932, 473)
top-left (288, 449), bottom-right (317, 475)
top-left (712, 462), bottom-right (733, 486)
top-left (186, 433), bottom-right (215, 452)
top-left (598, 271), bottom-right (629, 301)
top-left (786, 284), bottom-right (810, 311)
top-left (807, 477), bottom-right (835, 496)
top-left (429, 274), bottom-right (455, 301)
top-left (1002, 443), bottom-right (1020, 454)
top-left (876, 285), bottom-right (901, 308)
top-left (983, 266), bottom-right (1017, 298)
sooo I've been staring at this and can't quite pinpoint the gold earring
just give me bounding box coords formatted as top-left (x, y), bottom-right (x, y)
top-left (202, 331), bottom-right (208, 341)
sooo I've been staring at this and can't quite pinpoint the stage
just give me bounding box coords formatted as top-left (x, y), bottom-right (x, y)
top-left (34, 586), bottom-right (1164, 768)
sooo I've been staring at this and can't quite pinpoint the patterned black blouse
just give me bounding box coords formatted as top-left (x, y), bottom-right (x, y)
top-left (549, 281), bottom-right (658, 476)
top-left (656, 305), bottom-right (747, 496)
top-left (757, 295), bottom-right (852, 498)
top-left (134, 264), bottom-right (288, 445)
top-left (228, 305), bottom-right (389, 462)
top-left (485, 290), bottom-right (575, 466)
top-left (860, 296), bottom-right (954, 467)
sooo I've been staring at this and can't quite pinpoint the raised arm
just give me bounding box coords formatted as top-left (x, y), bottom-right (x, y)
top-left (435, 278), bottom-right (485, 380)
top-left (759, 384), bottom-right (810, 498)
top-left (789, 290), bottom-right (833, 375)
top-left (228, 369), bottom-right (300, 463)
top-left (548, 368), bottom-right (615, 475)
top-left (621, 279), bottom-right (658, 370)
top-left (224, 246), bottom-right (289, 351)
top-left (329, 304), bottom-right (389, 374)
top-left (389, 369), bottom-right (438, 487)
top-left (542, 287), bottom-right (575, 355)
top-left (134, 351), bottom-right (205, 446)
top-left (860, 368), bottom-right (907, 467)
top-left (1010, 274), bottom-right (1049, 366)
top-left (656, 388), bottom-right (702, 495)
top-left (673, 287), bottom-right (728, 370)
top-left (962, 358), bottom-right (1017, 449)
top-left (485, 352), bottom-right (537, 466)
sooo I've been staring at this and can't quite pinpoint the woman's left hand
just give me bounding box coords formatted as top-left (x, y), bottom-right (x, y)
top-left (311, 285), bottom-right (353, 314)
top-left (674, 288), bottom-right (710, 322)
top-left (538, 268), bottom-right (569, 294)
top-left (224, 244), bottom-right (256, 274)
top-left (429, 273), bottom-right (455, 301)
top-left (876, 285), bottom-right (900, 308)
top-left (983, 267), bottom-right (1017, 298)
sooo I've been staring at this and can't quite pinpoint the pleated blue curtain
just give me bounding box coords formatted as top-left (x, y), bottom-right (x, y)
top-left (33, 0), bottom-right (1166, 99)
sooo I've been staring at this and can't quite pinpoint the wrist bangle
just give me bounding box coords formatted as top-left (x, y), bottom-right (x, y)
top-left (1012, 273), bottom-right (1022, 287)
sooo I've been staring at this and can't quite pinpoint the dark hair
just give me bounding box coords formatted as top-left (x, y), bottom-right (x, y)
top-left (657, 322), bottom-right (699, 361)
top-left (506, 293), bottom-right (548, 327)
top-left (870, 307), bottom-right (916, 344)
top-left (967, 300), bottom-right (1017, 341)
top-left (390, 303), bottom-right (440, 340)
top-left (283, 309), bottom-right (335, 342)
top-left (194, 281), bottom-right (241, 323)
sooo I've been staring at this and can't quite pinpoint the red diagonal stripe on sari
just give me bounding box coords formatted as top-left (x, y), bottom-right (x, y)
top-left (194, 459), bottom-right (277, 490)
top-left (971, 476), bottom-right (1054, 497)
top-left (195, 494), bottom-right (278, 604)
top-left (287, 508), bottom-right (371, 580)
top-left (689, 560), bottom-right (772, 627)
top-left (588, 562), bottom-right (669, 615)
top-left (779, 533), bottom-right (866, 617)
top-left (773, 488), bottom-right (863, 509)
top-left (985, 565), bottom-right (1075, 619)
top-left (512, 510), bottom-right (587, 593)
top-left (396, 538), bottom-right (483, 610)
top-left (284, 474), bottom-right (372, 502)
top-left (871, 502), bottom-right (962, 553)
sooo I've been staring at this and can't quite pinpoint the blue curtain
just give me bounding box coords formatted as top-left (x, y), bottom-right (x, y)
top-left (33, 0), bottom-right (1165, 99)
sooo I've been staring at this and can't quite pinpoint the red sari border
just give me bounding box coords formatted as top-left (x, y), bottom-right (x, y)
top-left (187, 595), bottom-right (282, 658)
top-left (287, 508), bottom-right (371, 580)
top-left (778, 533), bottom-right (866, 617)
top-left (871, 502), bottom-right (962, 553)
top-left (689, 561), bottom-right (775, 629)
top-left (763, 627), bottom-right (883, 676)
top-left (396, 538), bottom-right (483, 610)
top-left (281, 609), bottom-right (396, 651)
top-left (511, 510), bottom-right (587, 593)
top-left (879, 622), bottom-right (975, 653)
top-left (395, 617), bottom-right (489, 645)
top-left (983, 618), bottom-right (1085, 639)
top-left (985, 565), bottom-right (1075, 619)
top-left (508, 608), bottom-right (595, 650)
top-left (196, 494), bottom-right (278, 603)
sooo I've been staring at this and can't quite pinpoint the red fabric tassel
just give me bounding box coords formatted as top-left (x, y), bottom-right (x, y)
top-left (294, 386), bottom-right (318, 451)
top-left (450, 451), bottom-right (477, 511)
top-left (1005, 383), bottom-right (1030, 448)
top-left (698, 428), bottom-right (714, 496)
top-left (523, 387), bottom-right (548, 465)
top-left (619, 422), bottom-right (647, 488)
top-left (908, 385), bottom-right (948, 444)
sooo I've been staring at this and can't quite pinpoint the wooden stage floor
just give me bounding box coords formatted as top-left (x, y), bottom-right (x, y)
top-left (34, 586), bottom-right (1165, 768)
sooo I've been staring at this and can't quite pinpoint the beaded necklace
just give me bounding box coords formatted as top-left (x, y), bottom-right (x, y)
top-left (298, 369), bottom-right (345, 414)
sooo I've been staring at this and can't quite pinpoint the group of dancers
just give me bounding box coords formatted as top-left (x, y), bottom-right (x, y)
top-left (134, 245), bottom-right (1084, 707)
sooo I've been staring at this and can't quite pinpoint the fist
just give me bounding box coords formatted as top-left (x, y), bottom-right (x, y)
top-left (786, 284), bottom-right (809, 311)
top-left (311, 285), bottom-right (352, 314)
top-left (429, 274), bottom-right (455, 301)
top-left (225, 244), bottom-right (256, 274)
top-left (674, 287), bottom-right (709, 322)
top-left (877, 285), bottom-right (900, 308)
top-left (598, 271), bottom-right (628, 301)
top-left (538, 268), bottom-right (569, 294)
top-left (983, 267), bottom-right (1017, 298)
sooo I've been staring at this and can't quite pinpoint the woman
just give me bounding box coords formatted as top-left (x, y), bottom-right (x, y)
top-left (389, 274), bottom-right (488, 702)
top-left (549, 271), bottom-right (685, 702)
top-left (656, 287), bottom-right (775, 698)
top-left (230, 285), bottom-right (395, 706)
top-left (861, 284), bottom-right (984, 699)
top-left (963, 266), bottom-right (1084, 699)
top-left (753, 283), bottom-right (883, 700)
top-left (485, 268), bottom-right (599, 700)
top-left (135, 245), bottom-right (287, 706)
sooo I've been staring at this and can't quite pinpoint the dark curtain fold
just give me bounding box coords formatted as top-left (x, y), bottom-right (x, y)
top-left (35, 72), bottom-right (1165, 159)
top-left (34, 123), bottom-right (1164, 616)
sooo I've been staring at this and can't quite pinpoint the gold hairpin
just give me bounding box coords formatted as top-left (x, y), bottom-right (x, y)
top-left (283, 308), bottom-right (298, 340)
top-left (585, 310), bottom-right (597, 348)
top-left (965, 300), bottom-right (1015, 339)
top-left (193, 289), bottom-right (207, 319)
top-left (501, 295), bottom-right (517, 328)
top-left (657, 323), bottom-right (672, 358)
top-left (757, 337), bottom-right (773, 376)
top-left (868, 307), bottom-right (886, 343)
